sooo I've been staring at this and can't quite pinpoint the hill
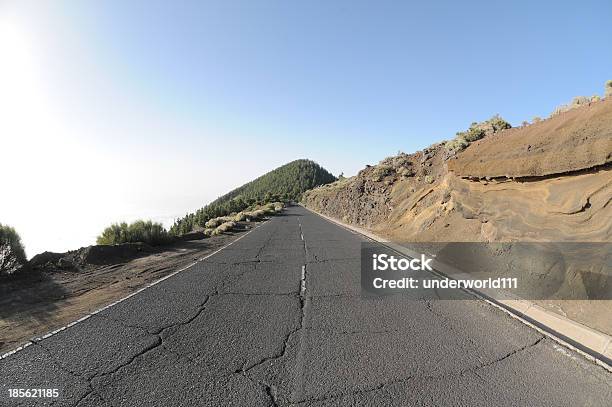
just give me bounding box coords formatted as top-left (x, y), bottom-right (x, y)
top-left (171, 159), bottom-right (336, 235)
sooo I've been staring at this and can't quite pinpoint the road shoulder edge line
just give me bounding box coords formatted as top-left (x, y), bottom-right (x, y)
top-left (300, 204), bottom-right (612, 372)
top-left (0, 222), bottom-right (265, 360)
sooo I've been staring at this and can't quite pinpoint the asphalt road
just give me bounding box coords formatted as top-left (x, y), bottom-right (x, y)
top-left (1, 206), bottom-right (610, 406)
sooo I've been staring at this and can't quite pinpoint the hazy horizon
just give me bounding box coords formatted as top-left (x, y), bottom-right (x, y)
top-left (2, 0), bottom-right (611, 257)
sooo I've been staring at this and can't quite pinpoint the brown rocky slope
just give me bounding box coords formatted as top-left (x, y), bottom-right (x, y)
top-left (302, 98), bottom-right (612, 334)
top-left (303, 98), bottom-right (612, 243)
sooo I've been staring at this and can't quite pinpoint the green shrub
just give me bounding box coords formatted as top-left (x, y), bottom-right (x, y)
top-left (371, 164), bottom-right (393, 181)
top-left (605, 80), bottom-right (612, 97)
top-left (591, 95), bottom-right (601, 102)
top-left (445, 137), bottom-right (469, 153)
top-left (246, 209), bottom-right (266, 219)
top-left (460, 126), bottom-right (486, 142)
top-left (487, 114), bottom-right (512, 132)
top-left (397, 166), bottom-right (414, 178)
top-left (96, 220), bottom-right (171, 246)
top-left (380, 153), bottom-right (409, 169)
top-left (215, 221), bottom-right (236, 234)
top-left (532, 116), bottom-right (542, 123)
top-left (0, 223), bottom-right (27, 276)
top-left (233, 212), bottom-right (248, 222)
top-left (445, 115), bottom-right (510, 154)
top-left (0, 224), bottom-right (26, 260)
top-left (261, 203), bottom-right (277, 215)
top-left (205, 217), bottom-right (232, 228)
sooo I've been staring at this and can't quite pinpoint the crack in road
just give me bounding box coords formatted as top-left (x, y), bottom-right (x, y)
top-left (67, 295), bottom-right (216, 406)
top-left (290, 219), bottom-right (310, 405)
top-left (234, 217), bottom-right (311, 407)
top-left (290, 336), bottom-right (547, 405)
top-left (6, 208), bottom-right (607, 407)
top-left (306, 257), bottom-right (357, 264)
top-left (73, 220), bottom-right (304, 406)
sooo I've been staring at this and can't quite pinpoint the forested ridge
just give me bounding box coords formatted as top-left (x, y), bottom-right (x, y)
top-left (169, 159), bottom-right (336, 235)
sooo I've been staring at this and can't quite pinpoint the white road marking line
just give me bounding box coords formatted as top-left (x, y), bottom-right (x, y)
top-left (300, 265), bottom-right (306, 296)
top-left (0, 223), bottom-right (263, 360)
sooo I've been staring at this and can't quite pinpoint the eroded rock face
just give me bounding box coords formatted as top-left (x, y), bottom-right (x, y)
top-left (0, 242), bottom-right (27, 277)
top-left (303, 143), bottom-right (448, 231)
top-left (448, 98), bottom-right (612, 179)
top-left (303, 100), bottom-right (612, 243)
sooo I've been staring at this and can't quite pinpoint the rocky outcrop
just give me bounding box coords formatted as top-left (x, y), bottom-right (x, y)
top-left (302, 100), bottom-right (612, 335)
top-left (448, 98), bottom-right (612, 179)
top-left (303, 99), bottom-right (612, 243)
top-left (30, 243), bottom-right (156, 272)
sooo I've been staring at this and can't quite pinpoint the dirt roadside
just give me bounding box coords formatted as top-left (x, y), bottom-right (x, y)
top-left (0, 222), bottom-right (259, 355)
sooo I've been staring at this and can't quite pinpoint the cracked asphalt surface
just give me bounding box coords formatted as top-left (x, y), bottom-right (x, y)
top-left (1, 206), bottom-right (610, 406)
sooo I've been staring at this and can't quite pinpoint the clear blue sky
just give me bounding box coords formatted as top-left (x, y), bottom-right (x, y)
top-left (2, 0), bottom-right (611, 255)
top-left (47, 0), bottom-right (612, 171)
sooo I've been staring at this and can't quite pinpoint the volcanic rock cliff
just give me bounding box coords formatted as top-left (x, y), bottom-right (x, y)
top-left (303, 98), bottom-right (612, 243)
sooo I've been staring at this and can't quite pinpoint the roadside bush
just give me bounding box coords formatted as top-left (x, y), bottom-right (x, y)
top-left (96, 220), bottom-right (171, 246)
top-left (246, 209), bottom-right (266, 219)
top-left (216, 221), bottom-right (236, 234)
top-left (210, 221), bottom-right (236, 235)
top-left (205, 216), bottom-right (232, 228)
top-left (261, 203), bottom-right (276, 215)
top-left (0, 223), bottom-right (27, 276)
top-left (233, 212), bottom-right (248, 222)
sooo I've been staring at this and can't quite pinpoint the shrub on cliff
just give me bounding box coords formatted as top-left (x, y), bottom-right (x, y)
top-left (371, 164), bottom-right (393, 181)
top-left (445, 115), bottom-right (511, 154)
top-left (551, 96), bottom-right (592, 117)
